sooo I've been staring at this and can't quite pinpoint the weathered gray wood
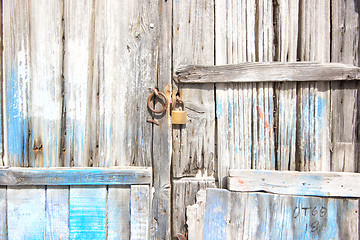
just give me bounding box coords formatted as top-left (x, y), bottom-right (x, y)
top-left (91, 0), bottom-right (155, 167)
top-left (229, 169), bottom-right (360, 197)
top-left (150, 1), bottom-right (172, 239)
top-left (7, 186), bottom-right (46, 239)
top-left (130, 185), bottom-right (150, 240)
top-left (330, 0), bottom-right (360, 173)
top-left (172, 0), bottom-right (215, 179)
top-left (46, 186), bottom-right (69, 240)
top-left (0, 187), bottom-right (6, 239)
top-left (0, 167), bottom-right (152, 185)
top-left (273, 0), bottom-right (299, 171)
top-left (63, 0), bottom-right (94, 167)
top-left (172, 178), bottom-right (215, 238)
top-left (204, 189), bottom-right (359, 239)
top-left (186, 189), bottom-right (207, 240)
top-left (175, 62), bottom-right (360, 83)
top-left (108, 186), bottom-right (130, 240)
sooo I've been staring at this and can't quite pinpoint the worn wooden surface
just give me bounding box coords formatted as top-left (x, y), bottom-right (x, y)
top-left (172, 0), bottom-right (215, 179)
top-left (0, 167), bottom-right (152, 185)
top-left (229, 169), bottom-right (360, 197)
top-left (7, 187), bottom-right (46, 240)
top-left (172, 178), bottom-right (215, 238)
top-left (131, 185), bottom-right (150, 240)
top-left (108, 186), bottom-right (130, 240)
top-left (186, 189), bottom-right (207, 240)
top-left (204, 189), bottom-right (359, 240)
top-left (331, 0), bottom-right (360, 173)
top-left (175, 62), bottom-right (360, 83)
top-left (0, 187), bottom-right (6, 239)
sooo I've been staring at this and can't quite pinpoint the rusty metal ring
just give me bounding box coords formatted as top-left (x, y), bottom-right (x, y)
top-left (147, 91), bottom-right (169, 114)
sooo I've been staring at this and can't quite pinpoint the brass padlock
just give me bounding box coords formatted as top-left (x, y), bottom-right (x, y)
top-left (172, 98), bottom-right (187, 125)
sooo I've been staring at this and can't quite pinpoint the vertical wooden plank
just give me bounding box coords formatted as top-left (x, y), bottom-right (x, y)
top-left (298, 0), bottom-right (331, 171)
top-left (172, 179), bottom-right (215, 237)
top-left (130, 185), bottom-right (150, 240)
top-left (3, 0), bottom-right (31, 167)
top-left (203, 189), bottom-right (230, 240)
top-left (108, 186), bottom-right (130, 240)
top-left (63, 0), bottom-right (94, 167)
top-left (172, 0), bottom-right (215, 178)
top-left (186, 190), bottom-right (207, 240)
top-left (331, 0), bottom-right (360, 172)
top-left (28, 0), bottom-right (63, 167)
top-left (0, 187), bottom-right (6, 239)
top-left (69, 186), bottom-right (107, 240)
top-left (274, 0), bottom-right (299, 171)
top-left (46, 186), bottom-right (69, 240)
top-left (7, 186), bottom-right (45, 239)
top-left (91, 0), bottom-right (156, 167)
top-left (151, 0), bottom-right (172, 239)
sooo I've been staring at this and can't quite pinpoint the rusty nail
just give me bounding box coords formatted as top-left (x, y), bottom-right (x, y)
top-left (147, 119), bottom-right (160, 126)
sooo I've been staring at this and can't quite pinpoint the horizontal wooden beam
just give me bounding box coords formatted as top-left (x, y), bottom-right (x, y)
top-left (0, 167), bottom-right (152, 186)
top-left (228, 169), bottom-right (360, 197)
top-left (175, 62), bottom-right (360, 83)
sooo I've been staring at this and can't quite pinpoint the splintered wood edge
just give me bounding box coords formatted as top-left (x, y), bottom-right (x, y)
top-left (0, 167), bottom-right (152, 185)
top-left (228, 169), bottom-right (360, 198)
top-left (174, 62), bottom-right (360, 83)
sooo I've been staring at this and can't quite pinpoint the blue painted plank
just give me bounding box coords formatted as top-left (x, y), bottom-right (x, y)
top-left (69, 186), bottom-right (107, 240)
top-left (46, 186), bottom-right (69, 240)
top-left (108, 186), bottom-right (130, 240)
top-left (203, 189), bottom-right (230, 240)
top-left (130, 185), bottom-right (150, 240)
top-left (0, 187), bottom-right (6, 239)
top-left (0, 167), bottom-right (152, 185)
top-left (7, 186), bottom-right (45, 240)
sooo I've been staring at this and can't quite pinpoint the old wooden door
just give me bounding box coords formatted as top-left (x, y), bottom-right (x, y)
top-left (174, 62), bottom-right (360, 239)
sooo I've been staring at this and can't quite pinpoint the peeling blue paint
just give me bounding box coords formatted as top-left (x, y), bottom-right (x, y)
top-left (228, 96), bottom-right (233, 130)
top-left (216, 99), bottom-right (224, 119)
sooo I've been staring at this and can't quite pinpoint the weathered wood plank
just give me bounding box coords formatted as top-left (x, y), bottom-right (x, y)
top-left (69, 186), bottom-right (107, 239)
top-left (186, 189), bottom-right (207, 240)
top-left (229, 169), bottom-right (360, 197)
top-left (91, 0), bottom-right (155, 167)
top-left (273, 0), bottom-right (299, 170)
top-left (63, 0), bottom-right (94, 167)
top-left (330, 0), bottom-right (360, 172)
top-left (204, 189), bottom-right (359, 239)
top-left (7, 186), bottom-right (45, 239)
top-left (0, 187), bottom-right (6, 239)
top-left (108, 186), bottom-right (131, 240)
top-left (172, 178), bottom-right (215, 238)
top-left (175, 62), bottom-right (360, 83)
top-left (130, 185), bottom-right (150, 240)
top-left (172, 0), bottom-right (215, 179)
top-left (0, 167), bottom-right (151, 185)
top-left (46, 186), bottom-right (69, 240)
top-left (3, 0), bottom-right (31, 167)
top-left (150, 0), bottom-right (172, 239)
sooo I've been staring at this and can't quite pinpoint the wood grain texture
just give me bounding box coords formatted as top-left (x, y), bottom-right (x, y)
top-left (203, 189), bottom-right (359, 239)
top-left (273, 0), bottom-right (299, 171)
top-left (150, 1), bottom-right (172, 239)
top-left (186, 190), bottom-right (207, 240)
top-left (91, 0), bottom-right (156, 167)
top-left (175, 62), bottom-right (360, 83)
top-left (297, 0), bottom-right (331, 172)
top-left (229, 169), bottom-right (360, 197)
top-left (63, 0), bottom-right (94, 167)
top-left (0, 167), bottom-right (152, 185)
top-left (69, 186), bottom-right (107, 239)
top-left (7, 186), bottom-right (46, 240)
top-left (0, 187), bottom-right (6, 239)
top-left (172, 178), bottom-right (215, 238)
top-left (46, 186), bottom-right (69, 240)
top-left (172, 0), bottom-right (215, 178)
top-left (130, 185), bottom-right (150, 240)
top-left (331, 0), bottom-right (360, 173)
top-left (108, 186), bottom-right (130, 240)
